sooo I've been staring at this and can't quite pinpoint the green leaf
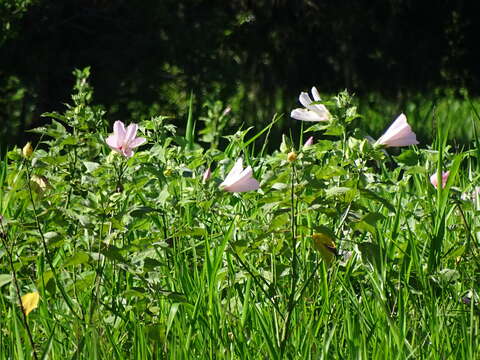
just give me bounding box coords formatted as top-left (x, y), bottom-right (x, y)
top-left (130, 206), bottom-right (158, 217)
top-left (123, 289), bottom-right (146, 299)
top-left (358, 241), bottom-right (382, 270)
top-left (0, 274), bottom-right (12, 288)
top-left (102, 246), bottom-right (128, 264)
top-left (325, 186), bottom-right (353, 198)
top-left (63, 252), bottom-right (90, 267)
top-left (165, 303), bottom-right (180, 338)
top-left (72, 271), bottom-right (95, 291)
top-left (268, 212), bottom-right (290, 231)
top-left (143, 258), bottom-right (164, 271)
top-left (395, 150), bottom-right (419, 166)
top-left (83, 161), bottom-right (100, 173)
top-left (353, 212), bottom-right (385, 234)
top-left (436, 268), bottom-right (460, 284)
top-left (158, 187), bottom-right (169, 205)
top-left (360, 189), bottom-right (395, 212)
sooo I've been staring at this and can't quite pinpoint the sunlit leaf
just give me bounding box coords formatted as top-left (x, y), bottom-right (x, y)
top-left (0, 274), bottom-right (12, 288)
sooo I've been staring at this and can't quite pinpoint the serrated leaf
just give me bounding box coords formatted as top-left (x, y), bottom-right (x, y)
top-left (28, 120), bottom-right (66, 138)
top-left (143, 258), bottom-right (164, 271)
top-left (41, 112), bottom-right (68, 122)
top-left (271, 183), bottom-right (288, 190)
top-left (72, 271), bottom-right (95, 291)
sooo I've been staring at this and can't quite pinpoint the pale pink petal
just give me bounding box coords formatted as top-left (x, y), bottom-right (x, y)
top-left (379, 131), bottom-right (418, 147)
top-left (125, 124), bottom-right (138, 145)
top-left (430, 173), bottom-right (438, 188)
top-left (430, 171), bottom-right (450, 189)
top-left (224, 177), bottom-right (260, 192)
top-left (129, 137), bottom-right (146, 148)
top-left (377, 123), bottom-right (410, 143)
top-left (311, 104), bottom-right (330, 120)
top-left (223, 166), bottom-right (259, 192)
top-left (376, 116), bottom-right (407, 145)
top-left (291, 108), bottom-right (325, 122)
top-left (311, 87), bottom-right (321, 102)
top-left (123, 148), bottom-right (134, 158)
top-left (106, 135), bottom-right (121, 150)
top-left (113, 121), bottom-right (126, 142)
top-left (220, 161), bottom-right (260, 192)
top-left (221, 158), bottom-right (245, 187)
top-left (299, 92), bottom-right (314, 108)
top-left (387, 113), bottom-right (408, 133)
top-left (292, 88), bottom-right (330, 122)
top-left (442, 171), bottom-right (450, 187)
top-left (375, 114), bottom-right (418, 147)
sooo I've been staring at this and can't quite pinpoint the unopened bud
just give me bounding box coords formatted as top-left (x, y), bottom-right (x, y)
top-left (303, 136), bottom-right (314, 148)
top-left (287, 151), bottom-right (297, 162)
top-left (22, 142), bottom-right (33, 158)
top-left (202, 168), bottom-right (212, 182)
top-left (222, 106), bottom-right (231, 116)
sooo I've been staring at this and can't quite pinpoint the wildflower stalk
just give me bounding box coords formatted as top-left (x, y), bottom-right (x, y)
top-left (454, 200), bottom-right (480, 265)
top-left (24, 161), bottom-right (82, 320)
top-left (280, 159), bottom-right (299, 355)
top-left (229, 250), bottom-right (285, 320)
top-left (0, 222), bottom-right (38, 360)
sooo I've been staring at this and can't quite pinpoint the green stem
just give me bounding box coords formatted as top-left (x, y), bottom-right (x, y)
top-left (0, 223), bottom-right (38, 360)
top-left (280, 161), bottom-right (298, 355)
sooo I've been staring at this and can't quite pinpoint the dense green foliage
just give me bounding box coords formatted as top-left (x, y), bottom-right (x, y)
top-left (0, 70), bottom-right (478, 358)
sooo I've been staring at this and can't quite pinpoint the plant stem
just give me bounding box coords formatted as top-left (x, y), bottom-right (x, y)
top-left (280, 161), bottom-right (298, 355)
top-left (0, 223), bottom-right (38, 360)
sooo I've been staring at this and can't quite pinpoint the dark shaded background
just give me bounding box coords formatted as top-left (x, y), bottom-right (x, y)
top-left (1, 0), bottom-right (478, 150)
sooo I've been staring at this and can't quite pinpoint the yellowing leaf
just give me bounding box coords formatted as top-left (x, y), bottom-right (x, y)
top-left (21, 291), bottom-right (40, 316)
top-left (31, 175), bottom-right (50, 194)
top-left (312, 233), bottom-right (338, 265)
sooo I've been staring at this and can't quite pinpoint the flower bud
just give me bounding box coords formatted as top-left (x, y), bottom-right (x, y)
top-left (22, 142), bottom-right (33, 158)
top-left (303, 136), bottom-right (314, 148)
top-left (222, 106), bottom-right (231, 116)
top-left (202, 168), bottom-right (212, 182)
top-left (287, 151), bottom-right (297, 162)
